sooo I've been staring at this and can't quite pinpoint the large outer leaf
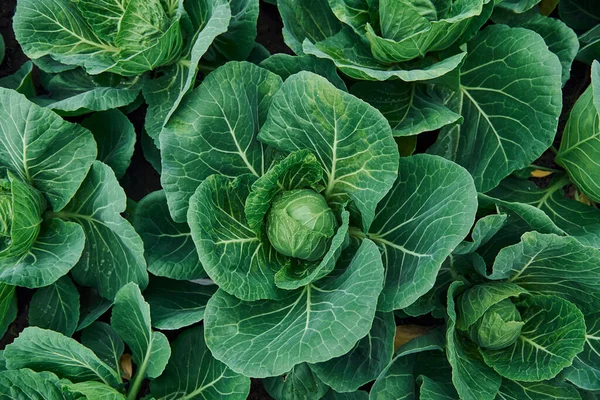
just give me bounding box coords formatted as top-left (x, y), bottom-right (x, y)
top-left (481, 295), bottom-right (585, 381)
top-left (150, 325), bottom-right (250, 400)
top-left (369, 154), bottom-right (477, 311)
top-left (0, 369), bottom-right (71, 400)
top-left (259, 71), bottom-right (399, 230)
top-left (429, 25), bottom-right (562, 192)
top-left (133, 190), bottom-right (205, 280)
top-left (446, 282), bottom-right (501, 400)
top-left (143, 0), bottom-right (231, 140)
top-left (57, 161), bottom-right (148, 300)
top-left (556, 61), bottom-right (600, 203)
top-left (4, 326), bottom-right (120, 387)
top-left (111, 283), bottom-right (170, 379)
top-left (160, 61), bottom-right (282, 222)
top-left (189, 174), bottom-right (285, 301)
top-left (81, 110), bottom-right (135, 179)
top-left (0, 88), bottom-right (96, 211)
top-left (497, 232), bottom-right (600, 315)
top-left (204, 239), bottom-right (384, 378)
top-left (29, 275), bottom-right (80, 337)
top-left (564, 313), bottom-right (600, 390)
top-left (351, 81), bottom-right (462, 137)
top-left (492, 11), bottom-right (579, 87)
top-left (310, 312), bottom-right (395, 393)
top-left (144, 277), bottom-right (216, 330)
top-left (13, 0), bottom-right (118, 74)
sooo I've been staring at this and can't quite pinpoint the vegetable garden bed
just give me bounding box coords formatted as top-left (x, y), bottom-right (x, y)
top-left (0, 0), bottom-right (599, 399)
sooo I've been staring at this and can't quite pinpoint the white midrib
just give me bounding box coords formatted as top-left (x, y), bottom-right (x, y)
top-left (212, 96), bottom-right (260, 177)
top-left (369, 235), bottom-right (429, 258)
top-left (460, 87), bottom-right (509, 163)
top-left (520, 335), bottom-right (564, 360)
top-left (325, 111), bottom-right (339, 197)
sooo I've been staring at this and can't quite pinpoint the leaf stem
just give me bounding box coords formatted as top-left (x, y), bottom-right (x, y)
top-left (127, 370), bottom-right (145, 400)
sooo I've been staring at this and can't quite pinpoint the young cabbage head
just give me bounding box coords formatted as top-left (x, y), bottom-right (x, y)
top-left (267, 189), bottom-right (337, 262)
top-left (467, 299), bottom-right (524, 350)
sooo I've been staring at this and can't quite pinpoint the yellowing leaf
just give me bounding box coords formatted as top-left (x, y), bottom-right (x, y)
top-left (394, 325), bottom-right (431, 351)
top-left (577, 192), bottom-right (593, 206)
top-left (120, 353), bottom-right (133, 380)
top-left (531, 169), bottom-right (553, 178)
top-left (539, 0), bottom-right (559, 15)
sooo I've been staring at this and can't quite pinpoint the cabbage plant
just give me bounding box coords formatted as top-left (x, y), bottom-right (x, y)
top-left (0, 282), bottom-right (250, 399)
top-left (12, 0), bottom-right (259, 139)
top-left (139, 60), bottom-right (480, 380)
top-left (0, 87), bottom-right (147, 300)
top-left (277, 0), bottom-right (494, 82)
